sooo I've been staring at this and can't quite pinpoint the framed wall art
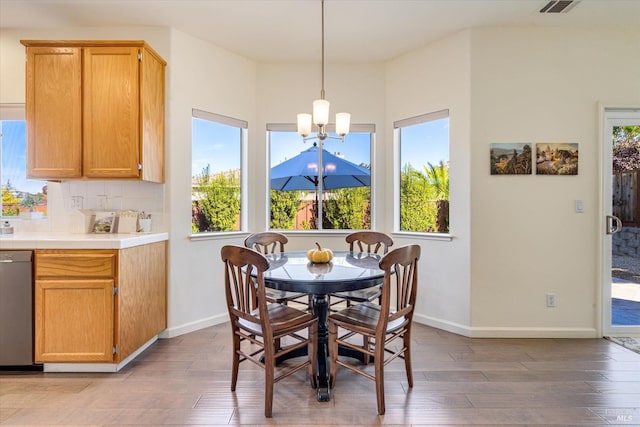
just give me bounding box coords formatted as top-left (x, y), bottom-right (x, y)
top-left (490, 143), bottom-right (533, 175)
top-left (535, 143), bottom-right (579, 175)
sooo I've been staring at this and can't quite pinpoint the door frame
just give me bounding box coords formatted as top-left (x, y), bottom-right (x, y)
top-left (600, 105), bottom-right (640, 337)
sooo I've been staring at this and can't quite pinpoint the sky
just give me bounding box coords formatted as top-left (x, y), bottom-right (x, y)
top-left (2, 115), bottom-right (449, 195)
top-left (400, 117), bottom-right (450, 169)
top-left (1, 120), bottom-right (47, 194)
top-left (192, 118), bottom-right (241, 177)
top-left (193, 116), bottom-right (450, 177)
top-left (270, 131), bottom-right (371, 168)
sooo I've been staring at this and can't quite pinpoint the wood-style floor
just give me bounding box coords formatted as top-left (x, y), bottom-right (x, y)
top-left (2, 322), bottom-right (640, 426)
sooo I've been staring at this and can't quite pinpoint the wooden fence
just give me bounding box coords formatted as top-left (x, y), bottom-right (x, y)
top-left (613, 170), bottom-right (639, 227)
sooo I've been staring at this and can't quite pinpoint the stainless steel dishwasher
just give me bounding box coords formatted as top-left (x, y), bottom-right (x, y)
top-left (0, 250), bottom-right (35, 367)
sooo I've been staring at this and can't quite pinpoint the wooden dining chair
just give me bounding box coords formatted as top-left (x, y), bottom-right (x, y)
top-left (221, 245), bottom-right (318, 417)
top-left (328, 244), bottom-right (420, 415)
top-left (244, 232), bottom-right (310, 310)
top-left (329, 231), bottom-right (393, 309)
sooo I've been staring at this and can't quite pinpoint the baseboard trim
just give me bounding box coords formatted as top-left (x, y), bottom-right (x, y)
top-left (159, 313), bottom-right (229, 339)
top-left (414, 314), bottom-right (598, 338)
top-left (160, 313), bottom-right (599, 340)
top-left (43, 335), bottom-right (158, 373)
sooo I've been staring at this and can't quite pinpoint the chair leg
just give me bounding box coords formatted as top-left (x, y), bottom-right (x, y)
top-left (403, 330), bottom-right (413, 387)
top-left (374, 339), bottom-right (386, 415)
top-left (264, 351), bottom-right (275, 418)
top-left (231, 331), bottom-right (240, 391)
top-left (328, 321), bottom-right (338, 387)
top-left (362, 336), bottom-right (370, 365)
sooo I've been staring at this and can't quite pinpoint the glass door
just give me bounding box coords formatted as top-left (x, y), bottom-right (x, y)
top-left (602, 108), bottom-right (640, 336)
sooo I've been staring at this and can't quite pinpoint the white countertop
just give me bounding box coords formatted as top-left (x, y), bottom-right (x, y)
top-left (0, 232), bottom-right (168, 250)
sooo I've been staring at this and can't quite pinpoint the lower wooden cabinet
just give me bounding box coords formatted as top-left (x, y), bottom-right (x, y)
top-left (34, 242), bottom-right (166, 364)
top-left (35, 279), bottom-right (115, 362)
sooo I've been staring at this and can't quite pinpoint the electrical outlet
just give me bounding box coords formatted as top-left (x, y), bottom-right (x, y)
top-left (96, 195), bottom-right (108, 210)
top-left (70, 196), bottom-right (83, 210)
top-left (546, 293), bottom-right (556, 307)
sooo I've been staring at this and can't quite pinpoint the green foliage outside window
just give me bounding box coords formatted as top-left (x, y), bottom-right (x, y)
top-left (613, 126), bottom-right (640, 173)
top-left (323, 187), bottom-right (370, 229)
top-left (400, 161), bottom-right (450, 233)
top-left (270, 189), bottom-right (302, 229)
top-left (192, 165), bottom-right (240, 232)
top-left (2, 182), bottom-right (20, 216)
top-left (270, 187), bottom-right (371, 230)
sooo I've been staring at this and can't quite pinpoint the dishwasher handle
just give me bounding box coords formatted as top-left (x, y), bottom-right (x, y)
top-left (0, 251), bottom-right (33, 263)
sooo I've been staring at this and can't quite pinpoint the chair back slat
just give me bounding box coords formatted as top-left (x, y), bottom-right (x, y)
top-left (221, 245), bottom-right (270, 330)
top-left (378, 244), bottom-right (420, 329)
top-left (346, 231), bottom-right (393, 254)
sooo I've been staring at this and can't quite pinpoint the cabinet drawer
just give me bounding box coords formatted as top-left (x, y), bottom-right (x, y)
top-left (35, 250), bottom-right (116, 278)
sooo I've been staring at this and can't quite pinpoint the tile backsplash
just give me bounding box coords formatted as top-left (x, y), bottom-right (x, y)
top-left (8, 180), bottom-right (165, 234)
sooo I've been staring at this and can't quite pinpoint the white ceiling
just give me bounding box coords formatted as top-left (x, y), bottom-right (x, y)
top-left (1, 0), bottom-right (638, 63)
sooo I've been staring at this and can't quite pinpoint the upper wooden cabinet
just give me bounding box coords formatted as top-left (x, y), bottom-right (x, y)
top-left (21, 40), bottom-right (166, 183)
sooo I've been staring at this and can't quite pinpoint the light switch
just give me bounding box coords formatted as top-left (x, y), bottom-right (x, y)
top-left (575, 200), bottom-right (584, 213)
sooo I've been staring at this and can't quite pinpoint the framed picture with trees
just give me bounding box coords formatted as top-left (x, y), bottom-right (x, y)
top-left (490, 143), bottom-right (533, 175)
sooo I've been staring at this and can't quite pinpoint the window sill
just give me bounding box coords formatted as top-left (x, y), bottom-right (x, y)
top-left (391, 231), bottom-right (453, 242)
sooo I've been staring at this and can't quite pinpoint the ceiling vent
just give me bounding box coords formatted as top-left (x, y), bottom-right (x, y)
top-left (539, 0), bottom-right (580, 13)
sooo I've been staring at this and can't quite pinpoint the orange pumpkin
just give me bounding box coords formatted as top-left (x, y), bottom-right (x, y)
top-left (307, 242), bottom-right (333, 263)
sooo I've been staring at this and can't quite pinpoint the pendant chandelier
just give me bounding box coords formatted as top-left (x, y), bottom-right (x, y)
top-left (296, 0), bottom-right (350, 142)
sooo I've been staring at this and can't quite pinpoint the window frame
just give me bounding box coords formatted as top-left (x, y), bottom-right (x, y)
top-left (0, 103), bottom-right (48, 219)
top-left (393, 109), bottom-right (452, 239)
top-left (267, 123), bottom-right (375, 232)
top-left (190, 108), bottom-right (247, 238)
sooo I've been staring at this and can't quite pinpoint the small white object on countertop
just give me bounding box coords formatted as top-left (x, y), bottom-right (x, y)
top-left (0, 221), bottom-right (14, 235)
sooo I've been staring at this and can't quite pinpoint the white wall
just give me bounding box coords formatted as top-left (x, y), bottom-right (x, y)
top-left (385, 30), bottom-right (473, 333)
top-left (468, 27), bottom-right (640, 337)
top-left (254, 62), bottom-right (387, 251)
top-left (3, 23), bottom-right (639, 340)
top-left (162, 28), bottom-right (258, 336)
top-left (385, 26), bottom-right (640, 338)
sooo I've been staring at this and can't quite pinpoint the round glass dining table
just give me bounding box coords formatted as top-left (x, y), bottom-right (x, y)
top-left (261, 250), bottom-right (385, 402)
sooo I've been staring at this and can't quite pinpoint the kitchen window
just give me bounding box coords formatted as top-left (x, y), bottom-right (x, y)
top-left (395, 109), bottom-right (450, 234)
top-left (191, 109), bottom-right (246, 234)
top-left (0, 104), bottom-right (48, 218)
top-left (268, 124), bottom-right (373, 231)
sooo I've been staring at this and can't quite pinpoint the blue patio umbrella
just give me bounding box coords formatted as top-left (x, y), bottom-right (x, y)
top-left (270, 143), bottom-right (370, 191)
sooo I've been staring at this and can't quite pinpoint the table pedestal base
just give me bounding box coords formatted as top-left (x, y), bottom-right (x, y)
top-left (273, 294), bottom-right (372, 401)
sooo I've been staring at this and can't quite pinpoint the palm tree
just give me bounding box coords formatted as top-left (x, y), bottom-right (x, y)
top-left (422, 161), bottom-right (449, 232)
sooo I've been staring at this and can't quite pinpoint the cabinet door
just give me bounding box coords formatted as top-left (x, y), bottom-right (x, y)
top-left (116, 242), bottom-right (167, 362)
top-left (35, 279), bottom-right (114, 363)
top-left (83, 47), bottom-right (140, 178)
top-left (140, 48), bottom-right (166, 183)
top-left (25, 47), bottom-right (82, 179)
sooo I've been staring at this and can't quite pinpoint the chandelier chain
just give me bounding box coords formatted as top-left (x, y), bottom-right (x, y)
top-left (296, 0), bottom-right (350, 141)
top-left (320, 0), bottom-right (325, 100)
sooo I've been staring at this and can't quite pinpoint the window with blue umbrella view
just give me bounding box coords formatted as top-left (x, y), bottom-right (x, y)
top-left (269, 127), bottom-right (372, 230)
